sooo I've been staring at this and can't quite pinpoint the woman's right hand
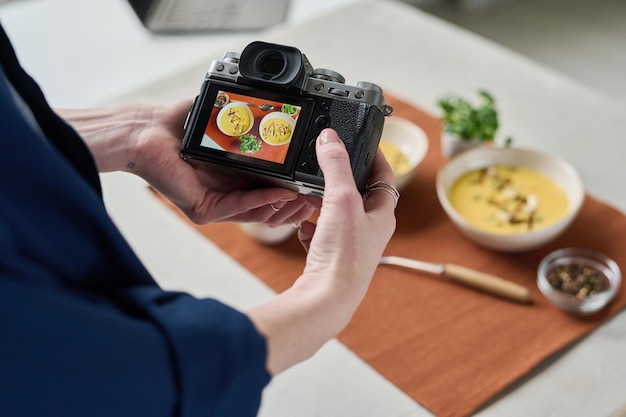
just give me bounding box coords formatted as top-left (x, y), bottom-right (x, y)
top-left (297, 128), bottom-right (397, 301)
top-left (247, 128), bottom-right (396, 376)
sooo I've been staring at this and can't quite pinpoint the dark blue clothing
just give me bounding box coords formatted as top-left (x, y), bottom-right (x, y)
top-left (0, 24), bottom-right (270, 417)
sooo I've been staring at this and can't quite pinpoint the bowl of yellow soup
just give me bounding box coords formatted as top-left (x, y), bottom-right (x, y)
top-left (217, 102), bottom-right (254, 136)
top-left (260, 112), bottom-right (296, 146)
top-left (379, 117), bottom-right (429, 191)
top-left (436, 147), bottom-right (585, 252)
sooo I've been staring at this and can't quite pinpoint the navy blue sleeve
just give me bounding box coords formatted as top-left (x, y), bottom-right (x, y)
top-left (0, 273), bottom-right (270, 417)
top-left (0, 24), bottom-right (270, 417)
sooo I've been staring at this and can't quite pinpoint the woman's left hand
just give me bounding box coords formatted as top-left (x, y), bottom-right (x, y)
top-left (58, 99), bottom-right (314, 225)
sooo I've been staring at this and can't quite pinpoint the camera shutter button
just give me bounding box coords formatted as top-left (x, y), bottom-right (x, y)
top-left (355, 81), bottom-right (383, 94)
top-left (223, 52), bottom-right (240, 64)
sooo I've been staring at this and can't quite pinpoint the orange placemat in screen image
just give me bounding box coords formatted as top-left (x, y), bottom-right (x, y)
top-left (153, 95), bottom-right (626, 417)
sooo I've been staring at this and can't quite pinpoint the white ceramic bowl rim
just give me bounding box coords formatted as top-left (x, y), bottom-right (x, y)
top-left (382, 117), bottom-right (429, 166)
top-left (216, 101), bottom-right (254, 136)
top-left (436, 146), bottom-right (585, 251)
top-left (259, 111), bottom-right (296, 146)
top-left (380, 116), bottom-right (429, 190)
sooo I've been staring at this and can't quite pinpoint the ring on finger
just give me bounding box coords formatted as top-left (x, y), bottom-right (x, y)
top-left (365, 180), bottom-right (399, 208)
top-left (269, 203), bottom-right (281, 212)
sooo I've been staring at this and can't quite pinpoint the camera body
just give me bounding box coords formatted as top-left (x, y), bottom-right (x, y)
top-left (181, 41), bottom-right (393, 196)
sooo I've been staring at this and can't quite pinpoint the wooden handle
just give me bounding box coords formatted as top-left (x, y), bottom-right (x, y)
top-left (443, 264), bottom-right (532, 304)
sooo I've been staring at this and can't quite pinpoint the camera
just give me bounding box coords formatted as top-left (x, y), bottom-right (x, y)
top-left (181, 41), bottom-right (393, 196)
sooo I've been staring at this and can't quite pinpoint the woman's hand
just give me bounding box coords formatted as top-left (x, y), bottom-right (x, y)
top-left (57, 100), bottom-right (314, 225)
top-left (248, 128), bottom-right (397, 376)
top-left (61, 97), bottom-right (397, 375)
top-left (297, 129), bottom-right (396, 295)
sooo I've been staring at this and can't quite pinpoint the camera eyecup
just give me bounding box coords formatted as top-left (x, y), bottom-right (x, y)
top-left (239, 41), bottom-right (306, 88)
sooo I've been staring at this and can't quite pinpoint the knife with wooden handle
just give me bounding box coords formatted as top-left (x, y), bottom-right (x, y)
top-left (379, 256), bottom-right (532, 304)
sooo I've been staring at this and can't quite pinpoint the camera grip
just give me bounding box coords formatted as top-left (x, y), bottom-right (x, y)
top-left (329, 100), bottom-right (385, 193)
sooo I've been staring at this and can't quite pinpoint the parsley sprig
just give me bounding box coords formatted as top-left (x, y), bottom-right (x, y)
top-left (438, 90), bottom-right (511, 144)
top-left (239, 134), bottom-right (262, 154)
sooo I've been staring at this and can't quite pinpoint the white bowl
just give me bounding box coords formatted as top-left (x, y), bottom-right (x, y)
top-left (436, 147), bottom-right (585, 252)
top-left (216, 102), bottom-right (254, 136)
top-left (259, 111), bottom-right (296, 146)
top-left (379, 117), bottom-right (429, 191)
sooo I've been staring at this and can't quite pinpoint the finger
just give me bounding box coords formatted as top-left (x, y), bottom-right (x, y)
top-left (224, 187), bottom-right (299, 213)
top-left (297, 221), bottom-right (316, 252)
top-left (363, 149), bottom-right (398, 211)
top-left (300, 193), bottom-right (322, 211)
top-left (287, 204), bottom-right (316, 227)
top-left (315, 129), bottom-right (358, 199)
top-left (269, 201), bottom-right (286, 213)
top-left (275, 203), bottom-right (315, 228)
top-left (265, 200), bottom-right (312, 226)
top-left (195, 187), bottom-right (299, 223)
top-left (370, 148), bottom-right (395, 184)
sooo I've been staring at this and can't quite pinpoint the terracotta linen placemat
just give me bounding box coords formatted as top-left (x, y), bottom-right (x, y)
top-left (154, 95), bottom-right (626, 417)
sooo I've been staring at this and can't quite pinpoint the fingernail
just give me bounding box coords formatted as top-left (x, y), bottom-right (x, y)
top-left (297, 226), bottom-right (312, 241)
top-left (318, 129), bottom-right (339, 145)
top-left (297, 221), bottom-right (313, 242)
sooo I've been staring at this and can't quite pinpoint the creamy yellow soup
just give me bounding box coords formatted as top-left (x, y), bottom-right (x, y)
top-left (219, 106), bottom-right (251, 135)
top-left (261, 118), bottom-right (292, 144)
top-left (380, 141), bottom-right (411, 176)
top-left (449, 165), bottom-right (569, 235)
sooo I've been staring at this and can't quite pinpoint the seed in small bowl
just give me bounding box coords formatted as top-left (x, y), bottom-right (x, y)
top-left (546, 263), bottom-right (609, 299)
top-left (537, 248), bottom-right (621, 315)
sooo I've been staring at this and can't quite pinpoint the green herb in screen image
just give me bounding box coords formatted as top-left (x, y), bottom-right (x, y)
top-left (282, 103), bottom-right (297, 115)
top-left (239, 134), bottom-right (262, 154)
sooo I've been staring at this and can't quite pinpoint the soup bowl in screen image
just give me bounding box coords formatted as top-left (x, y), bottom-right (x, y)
top-left (217, 102), bottom-right (254, 136)
top-left (259, 112), bottom-right (296, 146)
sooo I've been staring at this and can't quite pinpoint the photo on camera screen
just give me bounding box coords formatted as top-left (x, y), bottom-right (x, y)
top-left (200, 90), bottom-right (302, 164)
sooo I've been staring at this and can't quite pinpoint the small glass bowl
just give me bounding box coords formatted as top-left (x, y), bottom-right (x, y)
top-left (537, 248), bottom-right (621, 315)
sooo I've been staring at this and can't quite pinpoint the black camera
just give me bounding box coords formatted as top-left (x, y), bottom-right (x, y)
top-left (181, 41), bottom-right (393, 196)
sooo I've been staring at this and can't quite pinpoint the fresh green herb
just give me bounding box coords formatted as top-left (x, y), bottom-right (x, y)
top-left (239, 134), bottom-right (262, 154)
top-left (437, 90), bottom-right (511, 143)
top-left (282, 103), bottom-right (298, 115)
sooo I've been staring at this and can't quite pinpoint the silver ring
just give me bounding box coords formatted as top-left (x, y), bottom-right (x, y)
top-left (269, 203), bottom-right (281, 212)
top-left (365, 180), bottom-right (399, 208)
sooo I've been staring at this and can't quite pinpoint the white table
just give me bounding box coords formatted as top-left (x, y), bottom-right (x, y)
top-left (3, 1), bottom-right (626, 416)
top-left (0, 0), bottom-right (358, 108)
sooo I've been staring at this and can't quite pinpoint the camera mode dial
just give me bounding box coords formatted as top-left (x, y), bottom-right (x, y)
top-left (311, 68), bottom-right (345, 84)
top-left (222, 52), bottom-right (240, 64)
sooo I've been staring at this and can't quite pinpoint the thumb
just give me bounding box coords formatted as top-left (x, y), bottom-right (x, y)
top-left (315, 129), bottom-right (356, 193)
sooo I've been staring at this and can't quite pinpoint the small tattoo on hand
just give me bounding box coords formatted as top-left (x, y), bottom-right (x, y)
top-left (126, 162), bottom-right (135, 169)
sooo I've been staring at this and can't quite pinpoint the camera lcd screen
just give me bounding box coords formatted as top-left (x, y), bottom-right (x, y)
top-left (199, 89), bottom-right (303, 165)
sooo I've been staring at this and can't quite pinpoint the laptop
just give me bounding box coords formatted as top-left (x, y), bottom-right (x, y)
top-left (127, 0), bottom-right (291, 33)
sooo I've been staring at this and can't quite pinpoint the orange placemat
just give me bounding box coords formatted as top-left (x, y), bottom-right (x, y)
top-left (155, 95), bottom-right (626, 417)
